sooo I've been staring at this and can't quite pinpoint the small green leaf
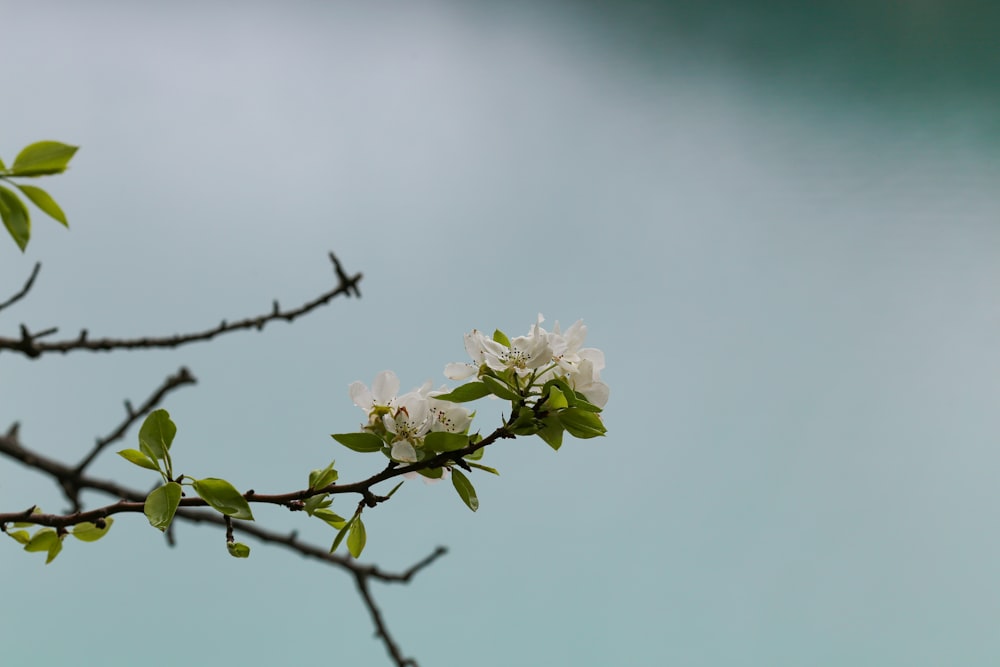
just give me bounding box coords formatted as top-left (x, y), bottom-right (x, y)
top-left (430, 382), bottom-right (491, 403)
top-left (347, 517), bottom-right (367, 558)
top-left (0, 155), bottom-right (5, 170)
top-left (451, 469), bottom-right (479, 512)
top-left (384, 480), bottom-right (404, 499)
top-left (492, 329), bottom-right (511, 347)
top-left (0, 184), bottom-right (31, 251)
top-left (568, 392), bottom-right (602, 413)
top-left (302, 493), bottom-right (332, 515)
top-left (14, 184), bottom-right (67, 226)
top-left (117, 448), bottom-right (161, 472)
top-left (7, 529), bottom-right (30, 544)
top-left (417, 466), bottom-right (444, 480)
top-left (467, 461), bottom-right (499, 475)
top-left (192, 478), bottom-right (254, 521)
top-left (139, 409), bottom-right (176, 460)
top-left (481, 375), bottom-right (519, 401)
top-left (537, 416), bottom-right (564, 450)
top-left (24, 528), bottom-right (63, 563)
top-left (308, 462), bottom-right (339, 490)
top-left (227, 542), bottom-right (251, 558)
top-left (424, 431), bottom-right (470, 452)
top-left (24, 529), bottom-right (58, 553)
top-left (9, 141), bottom-right (79, 176)
top-left (331, 432), bottom-right (385, 453)
top-left (330, 517), bottom-right (354, 553)
top-left (546, 386), bottom-right (569, 410)
top-left (145, 482), bottom-right (182, 531)
top-left (313, 508), bottom-right (346, 529)
top-left (71, 518), bottom-right (114, 542)
top-left (558, 408), bottom-right (606, 439)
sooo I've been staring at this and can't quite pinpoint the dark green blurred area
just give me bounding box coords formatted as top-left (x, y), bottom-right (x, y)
top-left (562, 1), bottom-right (1000, 112)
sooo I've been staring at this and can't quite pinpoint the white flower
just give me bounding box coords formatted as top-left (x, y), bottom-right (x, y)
top-left (382, 391), bottom-right (432, 462)
top-left (568, 348), bottom-right (609, 408)
top-left (545, 318), bottom-right (589, 374)
top-left (349, 370), bottom-right (399, 424)
top-left (444, 330), bottom-right (489, 380)
top-left (480, 323), bottom-right (553, 377)
top-left (427, 394), bottom-right (473, 433)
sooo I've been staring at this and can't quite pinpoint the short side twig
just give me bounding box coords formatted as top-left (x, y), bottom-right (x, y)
top-left (0, 262), bottom-right (41, 314)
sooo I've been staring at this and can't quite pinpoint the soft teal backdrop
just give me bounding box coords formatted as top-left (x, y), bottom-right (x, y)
top-left (3, 2), bottom-right (1000, 665)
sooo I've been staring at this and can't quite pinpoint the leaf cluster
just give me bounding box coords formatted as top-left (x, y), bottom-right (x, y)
top-left (0, 141), bottom-right (77, 251)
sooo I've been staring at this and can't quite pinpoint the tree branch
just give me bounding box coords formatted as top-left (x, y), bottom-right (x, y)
top-left (0, 261), bottom-right (41, 313)
top-left (0, 424), bottom-right (512, 528)
top-left (0, 253), bottom-right (362, 358)
top-left (355, 569), bottom-right (419, 667)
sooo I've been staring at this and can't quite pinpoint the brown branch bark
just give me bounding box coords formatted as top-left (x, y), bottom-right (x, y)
top-left (0, 253), bottom-right (361, 358)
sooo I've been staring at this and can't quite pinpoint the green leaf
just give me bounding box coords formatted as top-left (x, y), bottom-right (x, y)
top-left (467, 461), bottom-right (499, 475)
top-left (308, 462), bottom-right (339, 490)
top-left (568, 393), bottom-right (602, 413)
top-left (330, 517), bottom-right (354, 553)
top-left (71, 518), bottom-right (114, 542)
top-left (558, 408), bottom-right (607, 439)
top-left (0, 184), bottom-right (31, 251)
top-left (302, 493), bottom-right (332, 516)
top-left (424, 431), bottom-right (470, 453)
top-left (14, 184), bottom-right (67, 226)
top-left (9, 141), bottom-right (79, 176)
top-left (313, 508), bottom-right (346, 529)
top-left (545, 386), bottom-right (569, 410)
top-left (451, 469), bottom-right (479, 512)
top-left (417, 466), bottom-right (444, 480)
top-left (492, 329), bottom-right (511, 347)
top-left (24, 528), bottom-right (63, 563)
top-left (481, 375), bottom-right (519, 401)
top-left (227, 542), bottom-right (251, 558)
top-left (192, 478), bottom-right (254, 521)
top-left (7, 529), bottom-right (30, 544)
top-left (117, 448), bottom-right (161, 472)
top-left (537, 416), bottom-right (564, 450)
top-left (430, 382), bottom-right (491, 403)
top-left (138, 409), bottom-right (176, 460)
top-left (0, 155), bottom-right (5, 170)
top-left (347, 517), bottom-right (367, 558)
top-left (384, 480), bottom-right (404, 499)
top-left (145, 482), bottom-right (182, 531)
top-left (331, 432), bottom-right (384, 453)
top-left (24, 529), bottom-right (58, 552)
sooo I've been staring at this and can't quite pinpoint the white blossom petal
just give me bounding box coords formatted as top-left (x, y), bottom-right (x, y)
top-left (390, 441), bottom-right (418, 463)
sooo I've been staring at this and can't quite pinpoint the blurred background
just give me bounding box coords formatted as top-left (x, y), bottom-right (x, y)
top-left (3, 1), bottom-right (1000, 664)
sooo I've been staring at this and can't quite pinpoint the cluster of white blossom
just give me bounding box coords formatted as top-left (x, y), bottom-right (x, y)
top-left (347, 316), bottom-right (607, 464)
top-left (349, 372), bottom-right (473, 463)
top-left (445, 315), bottom-right (609, 408)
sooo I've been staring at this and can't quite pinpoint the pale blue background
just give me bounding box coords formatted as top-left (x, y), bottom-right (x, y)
top-left (3, 1), bottom-right (1000, 665)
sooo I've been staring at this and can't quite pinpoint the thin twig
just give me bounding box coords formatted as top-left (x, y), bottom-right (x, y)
top-left (0, 262), bottom-right (41, 313)
top-left (355, 571), bottom-right (419, 667)
top-left (0, 253), bottom-right (362, 358)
